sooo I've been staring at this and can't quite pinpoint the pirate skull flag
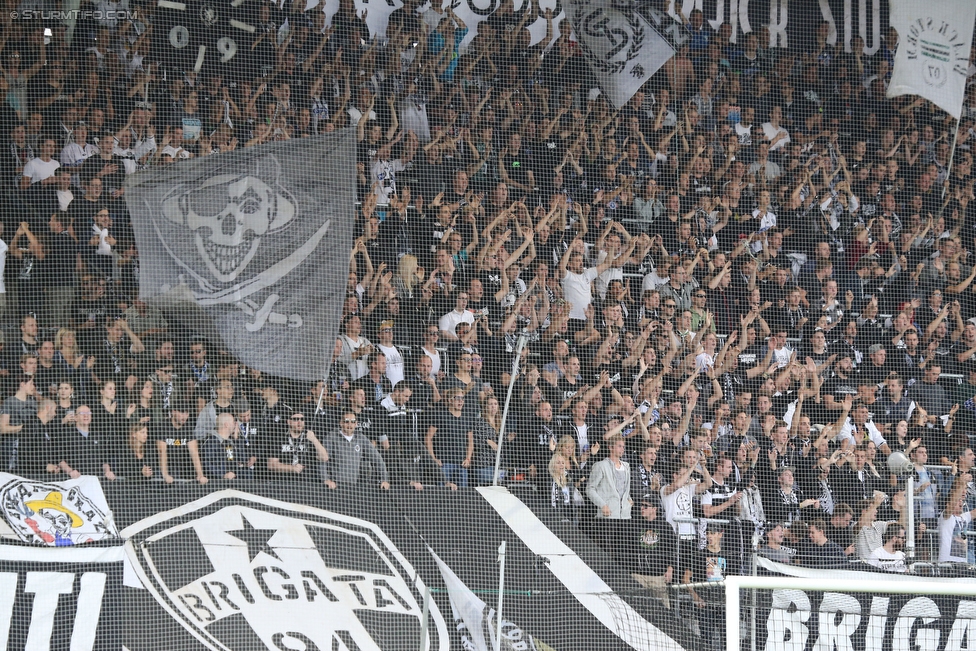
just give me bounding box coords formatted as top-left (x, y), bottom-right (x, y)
top-left (125, 131), bottom-right (355, 381)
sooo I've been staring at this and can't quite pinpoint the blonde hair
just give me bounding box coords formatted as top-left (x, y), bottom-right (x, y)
top-left (397, 254), bottom-right (420, 293)
top-left (55, 327), bottom-right (78, 354)
top-left (555, 435), bottom-right (578, 466)
top-left (548, 453), bottom-right (569, 488)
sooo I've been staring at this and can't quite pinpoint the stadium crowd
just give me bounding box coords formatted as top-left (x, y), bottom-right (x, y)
top-left (4, 0), bottom-right (976, 623)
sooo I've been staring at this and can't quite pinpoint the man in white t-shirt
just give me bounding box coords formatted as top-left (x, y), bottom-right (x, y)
top-left (593, 225), bottom-right (638, 299)
top-left (558, 238), bottom-right (615, 324)
top-left (940, 471), bottom-right (976, 563)
top-left (438, 291), bottom-right (474, 341)
top-left (866, 525), bottom-right (907, 572)
top-left (160, 127), bottom-right (194, 164)
top-left (374, 321), bottom-right (405, 387)
top-left (370, 143), bottom-right (413, 205)
top-left (60, 124), bottom-right (99, 186)
top-left (20, 139), bottom-right (60, 190)
top-left (661, 462), bottom-right (712, 538)
top-left (835, 403), bottom-right (891, 455)
top-left (760, 106), bottom-right (791, 152)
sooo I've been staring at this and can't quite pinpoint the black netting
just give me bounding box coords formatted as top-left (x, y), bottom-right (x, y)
top-left (1, 0), bottom-right (976, 649)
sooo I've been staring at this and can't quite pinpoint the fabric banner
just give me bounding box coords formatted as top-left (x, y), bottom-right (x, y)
top-left (756, 556), bottom-right (976, 651)
top-left (0, 474), bottom-right (119, 547)
top-left (124, 131), bottom-right (355, 381)
top-left (0, 543), bottom-right (124, 651)
top-left (104, 482), bottom-right (690, 651)
top-left (562, 0), bottom-right (676, 108)
top-left (887, 0), bottom-right (976, 119)
top-left (430, 546), bottom-right (555, 651)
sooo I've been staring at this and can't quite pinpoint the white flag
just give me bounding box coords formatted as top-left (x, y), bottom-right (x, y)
top-left (430, 548), bottom-right (555, 651)
top-left (0, 474), bottom-right (119, 546)
top-left (564, 1), bottom-right (675, 109)
top-left (887, 0), bottom-right (976, 119)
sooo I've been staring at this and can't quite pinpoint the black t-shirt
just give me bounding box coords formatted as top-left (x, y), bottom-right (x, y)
top-left (692, 545), bottom-right (738, 584)
top-left (60, 427), bottom-right (107, 475)
top-left (154, 419), bottom-right (196, 480)
top-left (112, 442), bottom-right (157, 480)
top-left (500, 149), bottom-right (534, 188)
top-left (267, 430), bottom-right (319, 479)
top-left (823, 373), bottom-right (859, 404)
top-left (430, 409), bottom-right (473, 464)
top-left (17, 415), bottom-right (58, 477)
top-left (43, 231), bottom-right (79, 287)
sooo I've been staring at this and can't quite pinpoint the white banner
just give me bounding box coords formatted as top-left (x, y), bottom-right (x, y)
top-left (563, 0), bottom-right (675, 108)
top-left (0, 474), bottom-right (119, 546)
top-left (887, 0), bottom-right (976, 119)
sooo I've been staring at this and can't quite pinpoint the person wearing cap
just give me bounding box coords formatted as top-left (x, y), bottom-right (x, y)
top-left (267, 409), bottom-right (330, 482)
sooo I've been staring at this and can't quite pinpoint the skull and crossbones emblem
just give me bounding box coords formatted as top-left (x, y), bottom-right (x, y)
top-left (162, 157), bottom-right (296, 283)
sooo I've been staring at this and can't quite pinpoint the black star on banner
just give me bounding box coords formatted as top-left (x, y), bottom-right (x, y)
top-left (227, 515), bottom-right (281, 562)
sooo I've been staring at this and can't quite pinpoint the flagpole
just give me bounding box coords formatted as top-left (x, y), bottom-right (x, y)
top-left (941, 116), bottom-right (963, 206)
top-left (494, 541), bottom-right (507, 651)
top-left (418, 586), bottom-right (431, 651)
top-left (493, 335), bottom-right (527, 486)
